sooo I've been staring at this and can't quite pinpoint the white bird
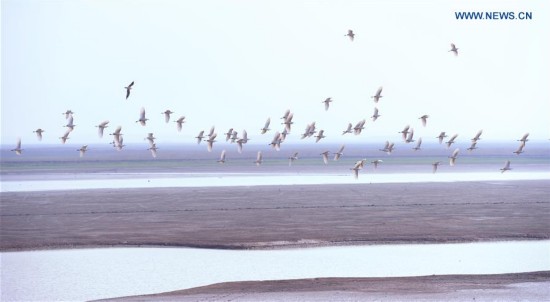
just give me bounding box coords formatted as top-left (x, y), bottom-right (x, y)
top-left (270, 131), bottom-right (282, 151)
top-left (467, 141), bottom-right (478, 152)
top-left (354, 119), bottom-right (366, 135)
top-left (320, 151), bottom-right (330, 165)
top-left (33, 128), bottom-right (45, 141)
top-left (254, 151), bottom-right (263, 166)
top-left (282, 112), bottom-right (294, 132)
top-left (195, 130), bottom-right (205, 144)
top-left (260, 118), bottom-right (271, 134)
top-left (405, 128), bottom-right (415, 143)
top-left (445, 134), bottom-right (458, 149)
top-left (471, 130), bottom-right (483, 142)
top-left (500, 160), bottom-right (512, 173)
top-left (350, 159), bottom-right (366, 179)
top-left (322, 98), bottom-right (333, 111)
top-left (288, 152), bottom-right (299, 166)
top-left (280, 129), bottom-right (289, 142)
top-left (95, 121), bottom-right (109, 138)
top-left (64, 115), bottom-right (76, 131)
top-left (236, 130), bottom-right (249, 153)
top-left (115, 136), bottom-right (125, 151)
top-left (448, 148), bottom-right (460, 166)
top-left (399, 125), bottom-right (410, 141)
top-left (436, 132), bottom-right (448, 144)
top-left (371, 87), bottom-right (383, 103)
top-left (315, 130), bottom-right (326, 143)
top-left (345, 29), bottom-right (355, 41)
top-left (217, 150), bottom-right (226, 164)
top-left (207, 126), bottom-right (216, 137)
top-left (513, 141), bottom-right (526, 155)
top-left (333, 144), bottom-right (345, 161)
top-left (517, 133), bottom-right (529, 142)
top-left (125, 81), bottom-right (134, 99)
top-left (136, 107), bottom-right (148, 126)
top-left (175, 116), bottom-right (186, 132)
top-left (161, 110), bottom-right (174, 123)
top-left (224, 128), bottom-right (234, 142)
top-left (280, 109), bottom-right (290, 120)
top-left (230, 130), bottom-right (239, 143)
top-left (59, 129), bottom-right (71, 144)
top-left (62, 110), bottom-right (74, 119)
top-left (148, 144), bottom-right (158, 158)
top-left (419, 115), bottom-right (429, 127)
top-left (10, 138), bottom-right (23, 155)
top-left (412, 137), bottom-right (422, 151)
top-left (379, 141), bottom-right (395, 155)
top-left (109, 126), bottom-right (123, 144)
top-left (371, 159), bottom-right (383, 169)
top-left (371, 107), bottom-right (381, 122)
top-left (145, 133), bottom-right (156, 147)
top-left (301, 122), bottom-right (317, 139)
top-left (206, 133), bottom-right (217, 152)
top-left (449, 43), bottom-right (459, 56)
top-left (77, 145), bottom-right (88, 158)
top-left (432, 161), bottom-right (442, 173)
top-left (342, 123), bottom-right (353, 135)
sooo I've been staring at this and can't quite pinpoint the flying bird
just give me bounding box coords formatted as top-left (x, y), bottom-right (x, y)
top-left (236, 130), bottom-right (249, 153)
top-left (320, 151), bottom-right (330, 165)
top-left (419, 115), bottom-right (429, 127)
top-left (345, 29), bottom-right (355, 41)
top-left (224, 128), bottom-right (234, 142)
top-left (147, 144), bottom-right (158, 158)
top-left (207, 126), bottom-right (216, 138)
top-left (62, 110), bottom-right (74, 119)
top-left (109, 126), bottom-right (123, 144)
top-left (10, 138), bottom-right (23, 155)
top-left (136, 107), bottom-right (148, 126)
top-left (77, 145), bottom-right (88, 158)
top-left (217, 150), bottom-right (226, 164)
top-left (145, 133), bottom-right (156, 147)
top-left (467, 141), bottom-right (478, 152)
top-left (371, 159), bottom-right (383, 169)
top-left (342, 123), bottom-right (353, 135)
top-left (288, 152), bottom-right (299, 166)
top-left (175, 116), bottom-right (186, 132)
top-left (59, 129), bottom-right (71, 144)
top-left (115, 136), bottom-right (126, 151)
top-left (270, 131), bottom-right (282, 151)
top-left (64, 115), bottom-right (76, 131)
top-left (315, 130), bottom-right (326, 143)
top-left (432, 161), bottom-right (442, 173)
top-left (280, 109), bottom-right (291, 120)
top-left (379, 141), bottom-right (395, 155)
top-left (371, 108), bottom-right (381, 122)
top-left (399, 125), bottom-right (410, 141)
top-left (405, 128), bottom-right (415, 143)
top-left (333, 145), bottom-right (345, 161)
top-left (371, 87), bottom-right (383, 103)
top-left (254, 151), bottom-right (263, 166)
top-left (125, 81), bottom-right (134, 99)
top-left (445, 134), bottom-right (458, 149)
top-left (412, 137), bottom-right (422, 150)
top-left (448, 148), bottom-right (460, 166)
top-left (282, 112), bottom-right (294, 132)
top-left (449, 43), bottom-right (459, 56)
top-left (206, 133), bottom-right (217, 152)
top-left (322, 98), bottom-right (333, 111)
top-left (500, 160), bottom-right (512, 173)
top-left (33, 129), bottom-right (45, 141)
top-left (350, 159), bottom-right (366, 179)
top-left (354, 119), bottom-right (366, 135)
top-left (260, 118), bottom-right (271, 134)
top-left (161, 110), bottom-right (174, 123)
top-left (95, 121), bottom-right (109, 138)
top-left (436, 132), bottom-right (448, 144)
top-left (471, 130), bottom-right (483, 142)
top-left (513, 141), bottom-right (526, 155)
top-left (517, 133), bottom-right (529, 142)
top-left (195, 130), bottom-right (205, 144)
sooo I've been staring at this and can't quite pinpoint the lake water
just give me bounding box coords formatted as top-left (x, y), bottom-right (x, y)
top-left (2, 241), bottom-right (549, 301)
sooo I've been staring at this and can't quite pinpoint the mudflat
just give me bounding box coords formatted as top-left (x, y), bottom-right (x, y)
top-left (1, 180), bottom-right (549, 251)
top-left (98, 272), bottom-right (550, 302)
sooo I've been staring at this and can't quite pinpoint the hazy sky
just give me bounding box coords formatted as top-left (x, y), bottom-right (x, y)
top-left (2, 0), bottom-right (549, 147)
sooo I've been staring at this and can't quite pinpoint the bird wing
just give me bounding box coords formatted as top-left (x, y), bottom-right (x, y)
top-left (264, 118), bottom-right (271, 128)
top-left (324, 101), bottom-right (329, 111)
top-left (140, 107), bottom-right (146, 119)
top-left (220, 150), bottom-right (226, 161)
top-left (322, 153), bottom-right (328, 164)
top-left (337, 144), bottom-right (345, 154)
top-left (375, 87), bottom-right (383, 97)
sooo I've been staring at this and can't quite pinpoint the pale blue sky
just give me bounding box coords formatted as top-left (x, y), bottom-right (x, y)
top-left (2, 0), bottom-right (549, 147)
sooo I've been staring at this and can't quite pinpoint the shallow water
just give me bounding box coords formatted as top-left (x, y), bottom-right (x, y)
top-left (2, 241), bottom-right (549, 301)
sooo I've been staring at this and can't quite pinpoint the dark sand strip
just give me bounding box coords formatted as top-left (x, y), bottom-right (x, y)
top-left (96, 272), bottom-right (550, 301)
top-left (1, 180), bottom-right (549, 251)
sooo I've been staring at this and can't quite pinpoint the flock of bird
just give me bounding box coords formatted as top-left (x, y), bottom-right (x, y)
top-left (8, 30), bottom-right (537, 179)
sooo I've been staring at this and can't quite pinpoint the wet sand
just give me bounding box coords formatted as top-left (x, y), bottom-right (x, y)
top-left (98, 272), bottom-right (550, 301)
top-left (1, 180), bottom-right (549, 251)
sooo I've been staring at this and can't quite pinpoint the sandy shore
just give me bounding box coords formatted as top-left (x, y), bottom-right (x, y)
top-left (1, 180), bottom-right (549, 251)
top-left (98, 272), bottom-right (550, 301)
